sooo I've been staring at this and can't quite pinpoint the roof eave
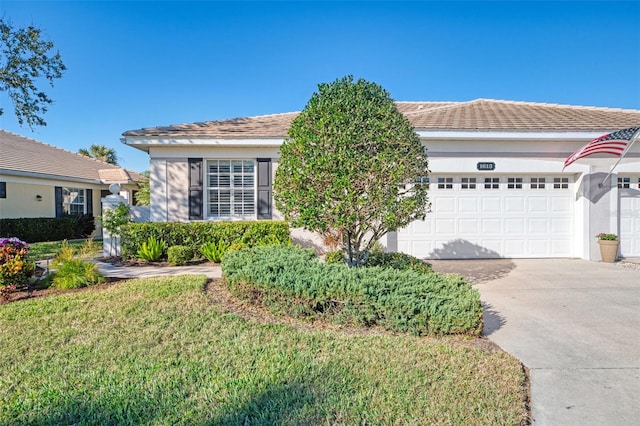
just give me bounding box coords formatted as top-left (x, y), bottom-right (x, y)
top-left (416, 130), bottom-right (609, 141)
top-left (121, 136), bottom-right (285, 149)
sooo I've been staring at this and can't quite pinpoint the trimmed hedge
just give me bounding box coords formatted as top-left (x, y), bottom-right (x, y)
top-left (119, 221), bottom-right (290, 259)
top-left (0, 215), bottom-right (95, 243)
top-left (367, 251), bottom-right (433, 274)
top-left (221, 245), bottom-right (483, 336)
top-left (167, 245), bottom-right (193, 266)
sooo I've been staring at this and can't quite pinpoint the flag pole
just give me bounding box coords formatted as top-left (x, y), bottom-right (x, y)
top-left (598, 129), bottom-right (640, 188)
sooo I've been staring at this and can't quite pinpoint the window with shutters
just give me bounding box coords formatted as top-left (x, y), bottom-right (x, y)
top-left (63, 188), bottom-right (86, 215)
top-left (206, 160), bottom-right (255, 219)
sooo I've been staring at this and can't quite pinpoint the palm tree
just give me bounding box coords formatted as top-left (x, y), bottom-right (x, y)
top-left (78, 144), bottom-right (118, 165)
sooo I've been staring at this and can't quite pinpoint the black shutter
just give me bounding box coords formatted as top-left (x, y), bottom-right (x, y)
top-left (257, 158), bottom-right (272, 219)
top-left (0, 182), bottom-right (6, 198)
top-left (188, 158), bottom-right (203, 220)
top-left (86, 189), bottom-right (93, 215)
top-left (55, 186), bottom-right (63, 217)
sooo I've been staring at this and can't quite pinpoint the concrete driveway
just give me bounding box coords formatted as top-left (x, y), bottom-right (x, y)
top-left (431, 258), bottom-right (640, 426)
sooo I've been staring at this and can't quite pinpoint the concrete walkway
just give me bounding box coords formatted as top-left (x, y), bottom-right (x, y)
top-left (432, 259), bottom-right (640, 426)
top-left (95, 261), bottom-right (222, 279)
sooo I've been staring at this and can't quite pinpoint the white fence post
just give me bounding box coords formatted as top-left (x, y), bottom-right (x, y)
top-left (101, 184), bottom-right (129, 257)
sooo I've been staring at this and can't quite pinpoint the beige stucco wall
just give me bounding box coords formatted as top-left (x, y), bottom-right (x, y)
top-left (0, 175), bottom-right (131, 221)
top-left (0, 182), bottom-right (55, 218)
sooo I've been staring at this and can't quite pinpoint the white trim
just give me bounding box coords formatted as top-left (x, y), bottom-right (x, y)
top-left (416, 131), bottom-right (607, 140)
top-left (0, 169), bottom-right (104, 185)
top-left (122, 137), bottom-right (284, 151)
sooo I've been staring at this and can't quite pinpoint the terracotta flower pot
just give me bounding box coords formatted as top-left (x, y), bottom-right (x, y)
top-left (598, 240), bottom-right (619, 263)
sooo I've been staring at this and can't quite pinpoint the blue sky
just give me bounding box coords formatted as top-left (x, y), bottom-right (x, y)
top-left (1, 1), bottom-right (639, 172)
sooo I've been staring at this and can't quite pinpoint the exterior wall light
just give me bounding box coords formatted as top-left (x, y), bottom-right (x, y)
top-left (36, 195), bottom-right (43, 201)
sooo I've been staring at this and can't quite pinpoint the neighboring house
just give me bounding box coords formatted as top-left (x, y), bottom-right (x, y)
top-left (0, 130), bottom-right (142, 231)
top-left (121, 99), bottom-right (640, 260)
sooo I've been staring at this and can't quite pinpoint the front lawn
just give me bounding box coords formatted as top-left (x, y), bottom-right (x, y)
top-left (0, 275), bottom-right (527, 424)
top-left (28, 239), bottom-right (102, 261)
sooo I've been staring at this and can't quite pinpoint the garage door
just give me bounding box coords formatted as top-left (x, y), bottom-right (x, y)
top-left (619, 176), bottom-right (640, 258)
top-left (398, 175), bottom-right (574, 259)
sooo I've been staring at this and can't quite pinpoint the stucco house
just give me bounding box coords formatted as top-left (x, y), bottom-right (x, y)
top-left (0, 130), bottom-right (142, 229)
top-left (121, 99), bottom-right (640, 260)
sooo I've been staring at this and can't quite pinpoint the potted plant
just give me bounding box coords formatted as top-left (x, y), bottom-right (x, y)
top-left (596, 233), bottom-right (619, 263)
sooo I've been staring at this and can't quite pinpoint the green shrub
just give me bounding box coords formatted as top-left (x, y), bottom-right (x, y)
top-left (222, 245), bottom-right (482, 336)
top-left (324, 250), bottom-right (344, 264)
top-left (167, 245), bottom-right (193, 266)
top-left (367, 251), bottom-right (433, 274)
top-left (0, 216), bottom-right (92, 243)
top-left (227, 242), bottom-right (246, 252)
top-left (119, 221), bottom-right (290, 259)
top-left (49, 242), bottom-right (105, 289)
top-left (51, 259), bottom-right (105, 290)
top-left (137, 236), bottom-right (166, 262)
top-left (200, 240), bottom-right (230, 263)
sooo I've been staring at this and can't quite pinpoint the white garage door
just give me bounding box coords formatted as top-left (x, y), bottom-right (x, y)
top-left (619, 176), bottom-right (640, 258)
top-left (398, 175), bottom-right (574, 259)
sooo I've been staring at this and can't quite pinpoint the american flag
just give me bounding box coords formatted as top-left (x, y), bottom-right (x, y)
top-left (563, 126), bottom-right (640, 170)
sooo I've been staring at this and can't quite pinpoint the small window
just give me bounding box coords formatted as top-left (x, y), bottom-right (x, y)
top-left (507, 177), bottom-right (523, 189)
top-left (437, 177), bottom-right (453, 189)
top-left (531, 177), bottom-right (546, 189)
top-left (461, 177), bottom-right (476, 189)
top-left (484, 177), bottom-right (499, 189)
top-left (0, 182), bottom-right (5, 198)
top-left (63, 188), bottom-right (86, 215)
top-left (617, 177), bottom-right (631, 189)
top-left (553, 177), bottom-right (569, 189)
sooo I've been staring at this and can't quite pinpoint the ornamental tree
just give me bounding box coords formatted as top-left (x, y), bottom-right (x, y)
top-left (274, 76), bottom-right (429, 267)
top-left (0, 17), bottom-right (66, 128)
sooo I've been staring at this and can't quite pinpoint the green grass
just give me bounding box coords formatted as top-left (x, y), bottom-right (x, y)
top-left (28, 239), bottom-right (101, 261)
top-left (0, 276), bottom-right (527, 425)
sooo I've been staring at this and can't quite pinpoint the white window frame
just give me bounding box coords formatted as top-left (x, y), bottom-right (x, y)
top-left (507, 177), bottom-right (523, 189)
top-left (461, 177), bottom-right (477, 190)
top-left (531, 177), bottom-right (546, 189)
top-left (205, 159), bottom-right (256, 220)
top-left (553, 177), bottom-right (569, 189)
top-left (437, 177), bottom-right (453, 189)
top-left (484, 177), bottom-right (500, 189)
top-left (617, 176), bottom-right (631, 189)
top-left (63, 187), bottom-right (86, 215)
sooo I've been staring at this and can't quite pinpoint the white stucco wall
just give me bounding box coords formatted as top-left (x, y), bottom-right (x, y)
top-left (138, 136), bottom-right (639, 260)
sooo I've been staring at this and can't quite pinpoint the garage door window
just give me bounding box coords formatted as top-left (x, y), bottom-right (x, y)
top-left (553, 177), bottom-right (569, 189)
top-left (484, 177), bottom-right (499, 189)
top-left (531, 177), bottom-right (546, 189)
top-left (461, 177), bottom-right (477, 189)
top-left (618, 177), bottom-right (630, 189)
top-left (507, 177), bottom-right (523, 189)
top-left (437, 177), bottom-right (453, 189)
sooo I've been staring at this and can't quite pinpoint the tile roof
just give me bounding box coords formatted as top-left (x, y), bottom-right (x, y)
top-left (122, 99), bottom-right (640, 139)
top-left (0, 130), bottom-right (137, 183)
